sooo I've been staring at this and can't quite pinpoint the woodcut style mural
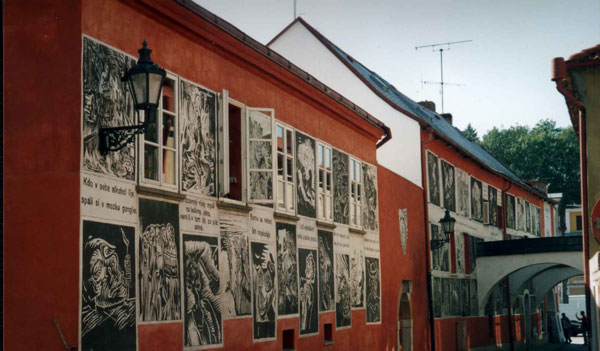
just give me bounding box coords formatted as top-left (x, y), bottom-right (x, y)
top-left (139, 199), bottom-right (181, 322)
top-left (350, 241), bottom-right (365, 308)
top-left (332, 149), bottom-right (349, 224)
top-left (399, 208), bottom-right (408, 255)
top-left (525, 201), bottom-right (531, 233)
top-left (179, 80), bottom-right (216, 195)
top-left (427, 152), bottom-right (441, 206)
top-left (441, 160), bottom-right (456, 212)
top-left (433, 277), bottom-right (442, 318)
top-left (489, 187), bottom-right (498, 226)
top-left (299, 248), bottom-right (319, 335)
top-left (81, 220), bottom-right (136, 351)
top-left (219, 213), bottom-right (251, 317)
top-left (335, 253), bottom-right (351, 328)
top-left (455, 233), bottom-right (465, 274)
top-left (430, 224), bottom-right (449, 271)
top-left (365, 257), bottom-right (381, 323)
top-left (318, 230), bottom-right (334, 311)
top-left (506, 194), bottom-right (516, 229)
top-left (276, 222), bottom-right (298, 315)
top-left (82, 37), bottom-right (136, 181)
top-left (183, 234), bottom-right (223, 347)
top-left (362, 163), bottom-right (379, 231)
top-left (251, 241), bottom-right (276, 340)
top-left (249, 110), bottom-right (274, 202)
top-left (470, 178), bottom-right (483, 222)
top-left (296, 132), bottom-right (316, 218)
top-left (456, 168), bottom-right (470, 217)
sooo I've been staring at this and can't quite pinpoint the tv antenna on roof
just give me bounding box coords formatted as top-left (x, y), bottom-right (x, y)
top-left (416, 40), bottom-right (472, 113)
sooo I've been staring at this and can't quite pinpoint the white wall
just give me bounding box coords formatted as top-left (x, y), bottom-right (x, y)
top-left (269, 22), bottom-right (423, 187)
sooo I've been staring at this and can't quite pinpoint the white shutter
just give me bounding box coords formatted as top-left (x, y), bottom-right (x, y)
top-left (217, 89), bottom-right (230, 197)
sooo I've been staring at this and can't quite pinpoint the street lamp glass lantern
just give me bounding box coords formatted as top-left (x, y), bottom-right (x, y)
top-left (122, 41), bottom-right (166, 113)
top-left (439, 209), bottom-right (456, 237)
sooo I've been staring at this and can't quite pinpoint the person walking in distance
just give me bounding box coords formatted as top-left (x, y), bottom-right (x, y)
top-left (576, 311), bottom-right (590, 345)
top-left (561, 313), bottom-right (572, 344)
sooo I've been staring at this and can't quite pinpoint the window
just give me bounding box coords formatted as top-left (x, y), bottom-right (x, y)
top-left (317, 142), bottom-right (333, 221)
top-left (282, 329), bottom-right (295, 350)
top-left (576, 214), bottom-right (583, 231)
top-left (218, 91), bottom-right (245, 202)
top-left (276, 123), bottom-right (295, 213)
top-left (324, 323), bottom-right (333, 344)
top-left (141, 74), bottom-right (177, 188)
top-left (349, 158), bottom-right (362, 227)
top-left (247, 108), bottom-right (275, 204)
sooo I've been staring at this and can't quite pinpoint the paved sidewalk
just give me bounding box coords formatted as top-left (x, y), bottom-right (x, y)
top-left (527, 336), bottom-right (588, 351)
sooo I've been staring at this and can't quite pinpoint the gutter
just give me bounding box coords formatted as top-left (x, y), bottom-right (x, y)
top-left (551, 56), bottom-right (592, 332)
top-left (376, 125), bottom-right (392, 149)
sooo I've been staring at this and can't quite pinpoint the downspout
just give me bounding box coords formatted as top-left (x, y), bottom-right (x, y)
top-left (421, 127), bottom-right (436, 351)
top-left (501, 180), bottom-right (515, 351)
top-left (551, 57), bottom-right (591, 323)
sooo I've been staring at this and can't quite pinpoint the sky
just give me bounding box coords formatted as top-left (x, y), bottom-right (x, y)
top-left (193, 0), bottom-right (600, 134)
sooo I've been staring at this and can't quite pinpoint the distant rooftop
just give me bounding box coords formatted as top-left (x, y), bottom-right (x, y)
top-left (284, 18), bottom-right (549, 200)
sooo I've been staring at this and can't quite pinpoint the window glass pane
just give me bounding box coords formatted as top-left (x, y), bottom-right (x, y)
top-left (350, 159), bottom-right (355, 180)
top-left (286, 129), bottom-right (293, 155)
top-left (286, 183), bottom-right (294, 211)
top-left (277, 154), bottom-right (284, 177)
top-left (278, 181), bottom-right (285, 208)
top-left (145, 109), bottom-right (158, 143)
top-left (144, 144), bottom-right (159, 181)
top-left (326, 173), bottom-right (331, 191)
top-left (162, 114), bottom-right (176, 147)
top-left (250, 141), bottom-right (272, 169)
top-left (325, 148), bottom-right (331, 169)
top-left (163, 150), bottom-right (176, 184)
top-left (287, 158), bottom-right (293, 181)
top-left (162, 79), bottom-right (175, 113)
top-left (318, 144), bottom-right (324, 166)
top-left (356, 162), bottom-right (361, 183)
top-left (277, 125), bottom-right (284, 152)
top-left (319, 169), bottom-right (324, 189)
top-left (249, 110), bottom-right (272, 139)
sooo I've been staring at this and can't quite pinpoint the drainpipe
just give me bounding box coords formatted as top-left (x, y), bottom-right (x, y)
top-left (421, 128), bottom-right (437, 351)
top-left (501, 180), bottom-right (515, 351)
top-left (551, 57), bottom-right (591, 325)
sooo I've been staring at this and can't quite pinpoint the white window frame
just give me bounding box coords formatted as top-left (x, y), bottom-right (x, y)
top-left (275, 122), bottom-right (296, 214)
top-left (316, 141), bottom-right (334, 222)
top-left (246, 107), bottom-right (276, 205)
top-left (139, 72), bottom-right (178, 190)
top-left (218, 93), bottom-right (247, 204)
top-left (349, 157), bottom-right (363, 228)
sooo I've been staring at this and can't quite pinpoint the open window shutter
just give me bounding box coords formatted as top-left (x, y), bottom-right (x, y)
top-left (246, 107), bottom-right (275, 204)
top-left (217, 89), bottom-right (230, 197)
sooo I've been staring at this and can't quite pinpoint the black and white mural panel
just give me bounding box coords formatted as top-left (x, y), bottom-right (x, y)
top-left (506, 194), bottom-right (516, 229)
top-left (276, 222), bottom-right (299, 316)
top-left (470, 178), bottom-right (483, 222)
top-left (183, 234), bottom-right (223, 348)
top-left (333, 225), bottom-right (351, 328)
top-left (298, 247), bottom-right (319, 335)
top-left (81, 220), bottom-right (136, 351)
top-left (179, 79), bottom-right (217, 196)
top-left (82, 37), bottom-right (136, 181)
top-left (350, 233), bottom-right (365, 309)
top-left (296, 132), bottom-right (317, 218)
top-left (362, 162), bottom-right (379, 231)
top-left (365, 256), bottom-right (381, 323)
top-left (427, 152), bottom-right (441, 206)
top-left (219, 211), bottom-right (251, 318)
top-left (441, 160), bottom-right (456, 212)
top-left (332, 149), bottom-right (349, 224)
top-left (430, 224), bottom-right (449, 272)
top-left (139, 199), bottom-right (181, 322)
top-left (399, 208), bottom-right (408, 255)
top-left (455, 233), bottom-right (465, 274)
top-left (456, 168), bottom-right (470, 217)
top-left (318, 229), bottom-right (335, 312)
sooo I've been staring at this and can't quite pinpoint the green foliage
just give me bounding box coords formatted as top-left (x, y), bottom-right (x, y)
top-left (462, 123), bottom-right (480, 143)
top-left (480, 119), bottom-right (580, 206)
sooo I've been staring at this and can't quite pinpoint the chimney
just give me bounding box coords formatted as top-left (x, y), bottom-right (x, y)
top-left (441, 113), bottom-right (453, 125)
top-left (526, 180), bottom-right (550, 196)
top-left (418, 100), bottom-right (436, 112)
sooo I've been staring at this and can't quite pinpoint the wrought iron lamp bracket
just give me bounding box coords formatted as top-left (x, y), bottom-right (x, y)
top-left (99, 123), bottom-right (146, 155)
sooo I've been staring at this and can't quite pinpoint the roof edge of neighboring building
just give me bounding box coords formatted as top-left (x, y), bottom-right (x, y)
top-left (272, 17), bottom-right (552, 202)
top-left (170, 0), bottom-right (390, 143)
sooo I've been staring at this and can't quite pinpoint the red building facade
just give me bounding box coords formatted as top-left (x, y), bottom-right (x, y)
top-left (4, 1), bottom-right (428, 351)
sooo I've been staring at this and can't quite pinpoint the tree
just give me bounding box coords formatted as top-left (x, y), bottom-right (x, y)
top-left (462, 123), bottom-right (480, 144)
top-left (480, 119), bottom-right (580, 228)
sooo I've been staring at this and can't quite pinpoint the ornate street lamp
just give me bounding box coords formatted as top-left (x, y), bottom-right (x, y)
top-left (431, 209), bottom-right (456, 250)
top-left (99, 41), bottom-right (166, 154)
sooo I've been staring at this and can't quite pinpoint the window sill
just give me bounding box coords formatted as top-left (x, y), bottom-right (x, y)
top-left (316, 220), bottom-right (336, 230)
top-left (136, 185), bottom-right (186, 201)
top-left (349, 227), bottom-right (367, 235)
top-left (324, 340), bottom-right (335, 346)
top-left (274, 211), bottom-right (300, 222)
top-left (217, 200), bottom-right (252, 213)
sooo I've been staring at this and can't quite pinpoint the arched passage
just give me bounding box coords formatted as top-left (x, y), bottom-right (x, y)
top-left (398, 289), bottom-right (412, 351)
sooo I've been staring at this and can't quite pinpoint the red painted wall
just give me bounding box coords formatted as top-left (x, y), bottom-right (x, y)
top-left (3, 0), bottom-right (430, 350)
top-left (4, 1), bottom-right (83, 350)
top-left (378, 165), bottom-right (429, 351)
